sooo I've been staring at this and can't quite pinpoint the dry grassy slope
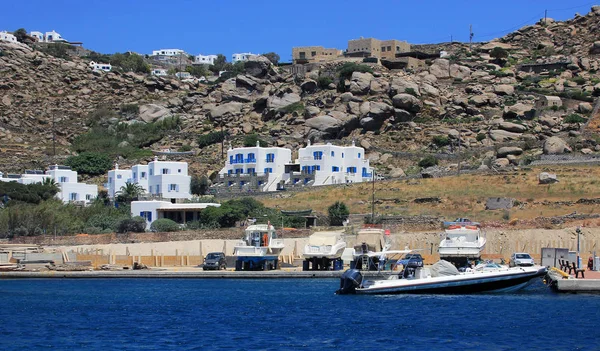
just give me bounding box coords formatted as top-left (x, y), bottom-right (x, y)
top-left (261, 165), bottom-right (600, 224)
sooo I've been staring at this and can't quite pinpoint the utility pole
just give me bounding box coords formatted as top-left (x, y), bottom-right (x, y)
top-left (371, 170), bottom-right (375, 223)
top-left (469, 25), bottom-right (474, 51)
top-left (457, 126), bottom-right (461, 176)
top-left (450, 35), bottom-right (453, 43)
top-left (221, 118), bottom-right (224, 160)
top-left (544, 9), bottom-right (548, 25)
top-left (52, 109), bottom-right (56, 157)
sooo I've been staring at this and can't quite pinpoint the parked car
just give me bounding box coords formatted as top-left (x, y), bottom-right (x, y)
top-left (509, 252), bottom-right (535, 267)
top-left (397, 253), bottom-right (424, 268)
top-left (203, 252), bottom-right (227, 270)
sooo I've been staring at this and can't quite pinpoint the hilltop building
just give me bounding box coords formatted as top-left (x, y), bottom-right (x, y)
top-left (89, 61), bottom-right (112, 72)
top-left (0, 165), bottom-right (97, 205)
top-left (346, 37), bottom-right (410, 60)
top-left (105, 158), bottom-right (191, 201)
top-left (151, 68), bottom-right (168, 76)
top-left (194, 54), bottom-right (218, 65)
top-left (232, 52), bottom-right (256, 63)
top-left (0, 31), bottom-right (17, 43)
top-left (152, 49), bottom-right (185, 57)
top-left (292, 46), bottom-right (342, 64)
top-left (29, 30), bottom-right (67, 43)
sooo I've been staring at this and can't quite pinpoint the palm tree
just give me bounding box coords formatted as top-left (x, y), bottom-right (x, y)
top-left (40, 177), bottom-right (60, 200)
top-left (116, 182), bottom-right (145, 204)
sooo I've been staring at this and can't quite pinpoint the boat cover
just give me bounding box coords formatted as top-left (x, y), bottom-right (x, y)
top-left (431, 260), bottom-right (460, 277)
top-left (308, 232), bottom-right (343, 246)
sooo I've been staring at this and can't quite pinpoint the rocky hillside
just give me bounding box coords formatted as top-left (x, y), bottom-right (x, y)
top-left (1, 6), bottom-right (600, 179)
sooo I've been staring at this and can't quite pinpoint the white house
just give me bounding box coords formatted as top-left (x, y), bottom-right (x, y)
top-left (29, 30), bottom-right (66, 43)
top-left (131, 201), bottom-right (221, 230)
top-left (105, 158), bottom-right (191, 201)
top-left (89, 61), bottom-right (112, 72)
top-left (106, 164), bottom-right (133, 199)
top-left (194, 54), bottom-right (217, 65)
top-left (151, 68), bottom-right (168, 76)
top-left (284, 141), bottom-right (373, 186)
top-left (232, 52), bottom-right (256, 63)
top-left (175, 71), bottom-right (191, 79)
top-left (217, 142), bottom-right (292, 192)
top-left (152, 49), bottom-right (185, 56)
top-left (0, 31), bottom-right (17, 43)
top-left (0, 165), bottom-right (98, 204)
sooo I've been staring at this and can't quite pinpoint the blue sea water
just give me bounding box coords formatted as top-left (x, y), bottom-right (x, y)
top-left (0, 278), bottom-right (598, 351)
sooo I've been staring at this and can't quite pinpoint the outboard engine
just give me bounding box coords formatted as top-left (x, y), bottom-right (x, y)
top-left (336, 269), bottom-right (363, 294)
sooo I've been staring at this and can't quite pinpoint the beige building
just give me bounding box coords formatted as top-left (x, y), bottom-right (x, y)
top-left (347, 37), bottom-right (410, 60)
top-left (292, 46), bottom-right (342, 64)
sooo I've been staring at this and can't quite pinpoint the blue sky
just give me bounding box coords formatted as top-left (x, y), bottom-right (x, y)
top-left (1, 0), bottom-right (597, 62)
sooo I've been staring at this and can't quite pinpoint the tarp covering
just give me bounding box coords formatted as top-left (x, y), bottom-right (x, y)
top-left (308, 231), bottom-right (343, 246)
top-left (431, 260), bottom-right (460, 277)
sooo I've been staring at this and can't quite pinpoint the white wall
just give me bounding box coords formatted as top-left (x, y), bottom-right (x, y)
top-left (58, 183), bottom-right (98, 203)
top-left (106, 169), bottom-right (133, 199)
top-left (296, 142), bottom-right (372, 185)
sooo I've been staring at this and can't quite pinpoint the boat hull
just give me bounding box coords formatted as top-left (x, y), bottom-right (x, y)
top-left (351, 267), bottom-right (547, 295)
top-left (302, 244), bottom-right (346, 260)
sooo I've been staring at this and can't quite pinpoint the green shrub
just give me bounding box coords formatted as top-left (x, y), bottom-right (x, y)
top-left (317, 76), bottom-right (333, 89)
top-left (490, 47), bottom-right (509, 60)
top-left (109, 52), bottom-right (150, 73)
top-left (328, 201), bottom-right (349, 226)
top-left (65, 152), bottom-right (113, 176)
top-left (280, 101), bottom-right (305, 114)
top-left (336, 62), bottom-right (373, 91)
top-left (150, 218), bottom-right (180, 232)
top-left (564, 113), bottom-right (587, 124)
top-left (243, 134), bottom-right (267, 147)
top-left (119, 104), bottom-right (139, 116)
top-left (405, 88), bottom-right (418, 97)
top-left (572, 76), bottom-right (586, 85)
top-left (86, 213), bottom-right (126, 231)
top-left (178, 144), bottom-right (192, 152)
top-left (418, 155), bottom-right (439, 168)
top-left (190, 175), bottom-right (210, 196)
top-left (116, 216), bottom-right (146, 233)
top-left (432, 135), bottom-right (450, 147)
top-left (476, 133), bottom-right (486, 142)
top-left (37, 43), bottom-right (73, 60)
top-left (197, 130), bottom-right (228, 148)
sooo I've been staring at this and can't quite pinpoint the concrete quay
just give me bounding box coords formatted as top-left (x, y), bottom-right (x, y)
top-left (553, 270), bottom-right (600, 293)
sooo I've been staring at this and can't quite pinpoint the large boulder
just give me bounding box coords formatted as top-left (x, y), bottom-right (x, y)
top-left (369, 77), bottom-right (389, 94)
top-left (305, 115), bottom-right (342, 133)
top-left (389, 77), bottom-right (420, 96)
top-left (497, 146), bottom-right (523, 158)
top-left (267, 93), bottom-right (301, 112)
top-left (539, 172), bottom-right (559, 184)
top-left (498, 121), bottom-right (527, 133)
top-left (503, 103), bottom-right (535, 119)
top-left (543, 136), bottom-right (572, 154)
top-left (244, 55), bottom-right (275, 78)
top-left (489, 129), bottom-right (522, 142)
top-left (493, 84), bottom-right (515, 96)
top-left (392, 93), bottom-right (422, 113)
top-left (578, 102), bottom-right (593, 114)
top-left (139, 104), bottom-right (172, 123)
top-left (429, 59), bottom-right (471, 79)
top-left (349, 71), bottom-right (373, 95)
top-left (300, 79), bottom-right (318, 93)
top-left (209, 102), bottom-right (243, 120)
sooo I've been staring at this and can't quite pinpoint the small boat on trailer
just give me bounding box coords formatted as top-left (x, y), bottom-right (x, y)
top-left (302, 231), bottom-right (346, 271)
top-left (234, 224), bottom-right (285, 271)
top-left (337, 257), bottom-right (547, 295)
top-left (438, 225), bottom-right (486, 266)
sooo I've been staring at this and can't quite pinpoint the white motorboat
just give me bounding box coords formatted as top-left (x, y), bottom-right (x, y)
top-left (233, 224), bottom-right (285, 258)
top-left (303, 231), bottom-right (346, 260)
top-left (337, 259), bottom-right (547, 295)
top-left (438, 225), bottom-right (486, 259)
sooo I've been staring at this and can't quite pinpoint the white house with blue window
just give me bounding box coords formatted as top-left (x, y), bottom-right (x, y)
top-left (217, 142), bottom-right (292, 191)
top-left (104, 158), bottom-right (191, 201)
top-left (285, 141), bottom-right (373, 186)
top-left (1, 165), bottom-right (97, 204)
top-left (131, 201), bottom-right (221, 230)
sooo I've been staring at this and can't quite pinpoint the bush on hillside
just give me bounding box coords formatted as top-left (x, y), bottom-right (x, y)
top-left (109, 52), bottom-right (150, 74)
top-left (336, 62), bottom-right (373, 91)
top-left (328, 201), bottom-right (349, 226)
top-left (65, 152), bottom-right (113, 176)
top-left (243, 134), bottom-right (267, 147)
top-left (418, 155), bottom-right (439, 168)
top-left (197, 130), bottom-right (228, 148)
top-left (432, 135), bottom-right (450, 147)
top-left (564, 113), bottom-right (587, 124)
top-left (150, 218), bottom-right (180, 232)
top-left (116, 216), bottom-right (146, 233)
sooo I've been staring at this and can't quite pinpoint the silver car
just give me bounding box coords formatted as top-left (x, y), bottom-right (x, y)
top-left (510, 252), bottom-right (535, 267)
